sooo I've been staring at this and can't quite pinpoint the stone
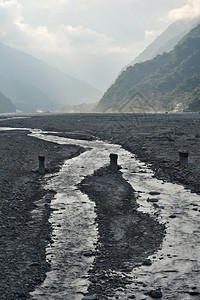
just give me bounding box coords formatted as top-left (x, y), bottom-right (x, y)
top-left (83, 250), bottom-right (95, 257)
top-left (143, 259), bottom-right (152, 266)
top-left (82, 295), bottom-right (98, 300)
top-left (14, 291), bottom-right (27, 299)
top-left (149, 191), bottom-right (160, 195)
top-left (189, 291), bottom-right (200, 296)
top-left (45, 198), bottom-right (51, 203)
top-left (169, 214), bottom-right (177, 218)
top-left (147, 198), bottom-right (159, 203)
top-left (149, 288), bottom-right (162, 298)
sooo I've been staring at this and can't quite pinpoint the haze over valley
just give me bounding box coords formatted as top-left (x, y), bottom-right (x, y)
top-left (0, 1), bottom-right (200, 113)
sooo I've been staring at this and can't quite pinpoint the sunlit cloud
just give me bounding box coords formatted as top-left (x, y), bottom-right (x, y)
top-left (0, 0), bottom-right (22, 24)
top-left (1, 0), bottom-right (198, 90)
top-left (167, 0), bottom-right (200, 20)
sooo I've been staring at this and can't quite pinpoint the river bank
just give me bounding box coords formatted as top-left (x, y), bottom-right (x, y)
top-left (0, 129), bottom-right (84, 299)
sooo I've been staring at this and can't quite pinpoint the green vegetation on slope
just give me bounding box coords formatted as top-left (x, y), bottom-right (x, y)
top-left (97, 24), bottom-right (200, 113)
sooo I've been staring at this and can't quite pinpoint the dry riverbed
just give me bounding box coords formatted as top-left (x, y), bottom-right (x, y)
top-left (0, 129), bottom-right (84, 299)
top-left (79, 167), bottom-right (164, 299)
top-left (0, 112), bottom-right (200, 299)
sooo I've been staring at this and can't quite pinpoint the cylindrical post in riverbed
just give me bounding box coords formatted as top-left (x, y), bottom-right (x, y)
top-left (109, 153), bottom-right (118, 171)
top-left (179, 151), bottom-right (189, 168)
top-left (39, 155), bottom-right (45, 174)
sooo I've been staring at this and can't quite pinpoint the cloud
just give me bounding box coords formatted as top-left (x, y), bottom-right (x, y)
top-left (1, 0), bottom-right (190, 90)
top-left (57, 25), bottom-right (112, 52)
top-left (145, 29), bottom-right (161, 41)
top-left (0, 0), bottom-right (133, 59)
top-left (0, 0), bottom-right (22, 24)
top-left (167, 0), bottom-right (200, 20)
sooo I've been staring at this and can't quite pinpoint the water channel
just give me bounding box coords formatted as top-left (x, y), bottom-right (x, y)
top-left (2, 127), bottom-right (200, 299)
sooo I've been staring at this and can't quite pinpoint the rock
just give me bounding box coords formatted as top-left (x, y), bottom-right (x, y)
top-left (169, 214), bottom-right (177, 218)
top-left (147, 198), bottom-right (159, 203)
top-left (149, 192), bottom-right (160, 196)
top-left (189, 291), bottom-right (200, 295)
top-left (82, 295), bottom-right (98, 300)
top-left (83, 250), bottom-right (95, 257)
top-left (149, 288), bottom-right (163, 298)
top-left (143, 259), bottom-right (152, 266)
top-left (29, 262), bottom-right (40, 267)
top-left (14, 291), bottom-right (27, 299)
top-left (45, 198), bottom-right (51, 203)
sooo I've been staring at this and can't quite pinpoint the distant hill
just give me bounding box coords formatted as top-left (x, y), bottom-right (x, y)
top-left (61, 102), bottom-right (97, 113)
top-left (97, 24), bottom-right (200, 113)
top-left (0, 42), bottom-right (102, 113)
top-left (127, 17), bottom-right (200, 68)
top-left (0, 91), bottom-right (16, 113)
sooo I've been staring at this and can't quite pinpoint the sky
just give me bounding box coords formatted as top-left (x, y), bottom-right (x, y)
top-left (0, 0), bottom-right (200, 91)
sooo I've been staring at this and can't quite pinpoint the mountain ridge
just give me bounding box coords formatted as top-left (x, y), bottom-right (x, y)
top-left (0, 42), bottom-right (102, 112)
top-left (97, 23), bottom-right (200, 113)
top-left (127, 17), bottom-right (200, 68)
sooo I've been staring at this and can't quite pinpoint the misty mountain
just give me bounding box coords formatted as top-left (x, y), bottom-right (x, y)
top-left (0, 91), bottom-right (16, 113)
top-left (62, 102), bottom-right (97, 113)
top-left (0, 42), bottom-right (102, 113)
top-left (127, 17), bottom-right (200, 68)
top-left (97, 24), bottom-right (200, 113)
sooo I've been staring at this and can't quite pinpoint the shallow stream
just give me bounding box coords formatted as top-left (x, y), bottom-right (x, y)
top-left (2, 127), bottom-right (200, 299)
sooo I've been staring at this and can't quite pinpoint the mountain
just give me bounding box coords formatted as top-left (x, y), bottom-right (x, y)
top-left (97, 24), bottom-right (200, 113)
top-left (0, 91), bottom-right (16, 113)
top-left (127, 17), bottom-right (200, 68)
top-left (0, 42), bottom-right (102, 113)
top-left (61, 101), bottom-right (97, 113)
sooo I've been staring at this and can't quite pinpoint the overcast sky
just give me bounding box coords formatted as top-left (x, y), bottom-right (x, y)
top-left (0, 0), bottom-right (200, 91)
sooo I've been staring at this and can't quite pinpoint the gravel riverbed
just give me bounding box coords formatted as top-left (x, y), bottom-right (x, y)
top-left (0, 129), bottom-right (84, 299)
top-left (0, 113), bottom-right (199, 299)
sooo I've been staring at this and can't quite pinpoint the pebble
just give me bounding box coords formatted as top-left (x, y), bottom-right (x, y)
top-left (82, 295), bottom-right (98, 300)
top-left (189, 291), bottom-right (200, 295)
top-left (142, 259), bottom-right (152, 266)
top-left (147, 198), bottom-right (159, 203)
top-left (149, 288), bottom-right (163, 298)
top-left (14, 291), bottom-right (27, 299)
top-left (149, 192), bottom-right (160, 195)
top-left (45, 198), bottom-right (51, 203)
top-left (169, 214), bottom-right (177, 218)
top-left (83, 250), bottom-right (95, 257)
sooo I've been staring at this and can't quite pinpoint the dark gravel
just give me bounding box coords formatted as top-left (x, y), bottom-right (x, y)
top-left (0, 129), bottom-right (84, 299)
top-left (0, 112), bottom-right (200, 299)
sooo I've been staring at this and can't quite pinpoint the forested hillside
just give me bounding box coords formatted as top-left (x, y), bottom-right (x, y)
top-left (97, 24), bottom-right (200, 113)
top-left (127, 18), bottom-right (200, 68)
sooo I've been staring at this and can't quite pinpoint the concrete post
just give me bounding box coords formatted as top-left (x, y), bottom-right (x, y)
top-left (179, 151), bottom-right (189, 168)
top-left (39, 155), bottom-right (45, 174)
top-left (109, 153), bottom-right (118, 171)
